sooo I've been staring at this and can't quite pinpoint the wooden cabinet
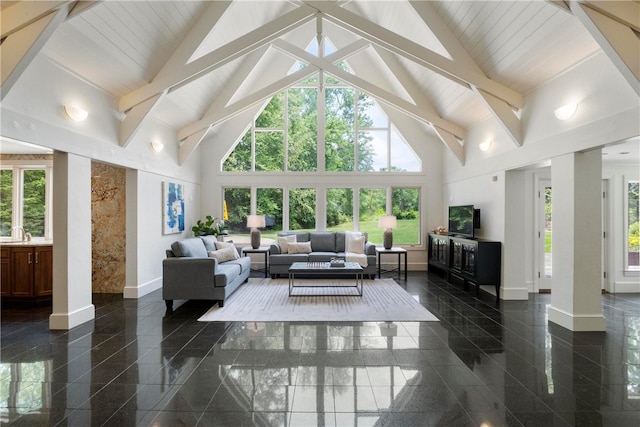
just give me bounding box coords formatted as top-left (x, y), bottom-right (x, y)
top-left (0, 245), bottom-right (53, 299)
top-left (428, 234), bottom-right (501, 297)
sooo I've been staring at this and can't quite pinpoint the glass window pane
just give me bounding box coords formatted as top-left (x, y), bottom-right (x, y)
top-left (0, 170), bottom-right (13, 237)
top-left (289, 188), bottom-right (316, 231)
top-left (255, 131), bottom-right (284, 171)
top-left (223, 130), bottom-right (251, 172)
top-left (392, 187), bottom-right (420, 245)
top-left (257, 188), bottom-right (283, 240)
top-left (390, 126), bottom-right (421, 172)
top-left (357, 93), bottom-right (387, 128)
top-left (326, 188), bottom-right (353, 231)
top-left (325, 88), bottom-right (355, 172)
top-left (359, 188), bottom-right (385, 244)
top-left (628, 180), bottom-right (639, 270)
top-left (224, 188), bottom-right (251, 234)
top-left (255, 93), bottom-right (284, 128)
top-left (288, 88), bottom-right (317, 172)
top-left (22, 169), bottom-right (45, 237)
top-left (358, 130), bottom-right (387, 172)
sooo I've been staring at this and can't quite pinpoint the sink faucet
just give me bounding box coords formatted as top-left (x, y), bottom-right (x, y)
top-left (12, 226), bottom-right (26, 241)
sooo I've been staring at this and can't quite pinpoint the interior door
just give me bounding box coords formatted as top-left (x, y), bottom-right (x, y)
top-left (537, 179), bottom-right (552, 291)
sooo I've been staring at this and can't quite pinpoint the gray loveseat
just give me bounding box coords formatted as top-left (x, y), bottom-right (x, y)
top-left (269, 231), bottom-right (377, 279)
top-left (163, 236), bottom-right (250, 310)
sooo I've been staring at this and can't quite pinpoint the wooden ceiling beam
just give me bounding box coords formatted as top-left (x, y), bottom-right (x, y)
top-left (571, 1), bottom-right (640, 96)
top-left (272, 39), bottom-right (466, 140)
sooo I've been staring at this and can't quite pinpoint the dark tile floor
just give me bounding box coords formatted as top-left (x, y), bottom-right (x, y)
top-left (1, 271), bottom-right (639, 426)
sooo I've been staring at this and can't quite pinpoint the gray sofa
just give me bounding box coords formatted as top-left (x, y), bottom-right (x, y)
top-left (269, 231), bottom-right (377, 279)
top-left (163, 236), bottom-right (250, 310)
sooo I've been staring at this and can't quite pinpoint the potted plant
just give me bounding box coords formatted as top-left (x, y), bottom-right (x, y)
top-left (192, 215), bottom-right (229, 237)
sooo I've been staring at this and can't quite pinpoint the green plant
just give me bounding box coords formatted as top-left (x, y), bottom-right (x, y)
top-left (192, 215), bottom-right (224, 237)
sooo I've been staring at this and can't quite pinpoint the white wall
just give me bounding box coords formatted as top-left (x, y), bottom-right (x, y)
top-left (443, 52), bottom-right (639, 298)
top-left (1, 56), bottom-right (203, 306)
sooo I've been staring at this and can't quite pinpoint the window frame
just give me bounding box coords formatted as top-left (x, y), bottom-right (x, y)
top-left (0, 160), bottom-right (53, 241)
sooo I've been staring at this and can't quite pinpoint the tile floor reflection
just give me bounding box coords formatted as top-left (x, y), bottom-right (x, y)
top-left (1, 272), bottom-right (639, 426)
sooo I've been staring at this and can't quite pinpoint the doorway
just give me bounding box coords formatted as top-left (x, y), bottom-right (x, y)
top-left (536, 178), bottom-right (552, 292)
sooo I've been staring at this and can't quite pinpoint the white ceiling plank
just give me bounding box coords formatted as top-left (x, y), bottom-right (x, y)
top-left (154, 1), bottom-right (232, 82)
top-left (474, 88), bottom-right (522, 147)
top-left (1, 5), bottom-right (70, 100)
top-left (433, 126), bottom-right (464, 165)
top-left (272, 39), bottom-right (466, 139)
top-left (120, 92), bottom-right (165, 147)
top-left (178, 65), bottom-right (319, 141)
top-left (307, 0), bottom-right (523, 109)
top-left (119, 4), bottom-right (317, 113)
top-left (571, 1), bottom-right (640, 96)
top-left (1, 0), bottom-right (69, 38)
top-left (409, 0), bottom-right (483, 75)
top-left (119, 1), bottom-right (231, 146)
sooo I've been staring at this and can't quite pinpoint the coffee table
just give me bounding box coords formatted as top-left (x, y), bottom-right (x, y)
top-left (288, 261), bottom-right (364, 297)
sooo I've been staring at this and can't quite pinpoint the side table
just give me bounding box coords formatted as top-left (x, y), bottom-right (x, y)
top-left (376, 247), bottom-right (407, 280)
top-left (242, 246), bottom-right (270, 278)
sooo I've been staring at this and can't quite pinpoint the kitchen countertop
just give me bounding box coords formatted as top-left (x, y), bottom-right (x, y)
top-left (0, 240), bottom-right (53, 247)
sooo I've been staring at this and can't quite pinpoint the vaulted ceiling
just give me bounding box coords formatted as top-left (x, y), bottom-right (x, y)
top-left (2, 1), bottom-right (638, 165)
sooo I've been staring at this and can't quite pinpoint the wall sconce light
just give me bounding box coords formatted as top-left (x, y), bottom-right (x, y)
top-left (150, 141), bottom-right (164, 152)
top-left (64, 105), bottom-right (88, 122)
top-left (479, 140), bottom-right (492, 152)
top-left (554, 103), bottom-right (578, 120)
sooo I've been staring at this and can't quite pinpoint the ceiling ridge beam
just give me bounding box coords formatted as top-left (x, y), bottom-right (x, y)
top-left (119, 4), bottom-right (317, 113)
top-left (178, 65), bottom-right (319, 141)
top-left (119, 1), bottom-right (232, 147)
top-left (1, 5), bottom-right (71, 100)
top-left (571, 1), bottom-right (640, 96)
top-left (305, 0), bottom-right (523, 109)
top-left (410, 0), bottom-right (522, 146)
top-left (271, 39), bottom-right (466, 139)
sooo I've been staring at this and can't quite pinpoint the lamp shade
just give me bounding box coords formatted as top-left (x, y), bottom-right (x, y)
top-left (246, 215), bottom-right (265, 228)
top-left (378, 215), bottom-right (397, 229)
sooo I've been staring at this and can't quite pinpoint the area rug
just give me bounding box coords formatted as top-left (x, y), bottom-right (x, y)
top-left (198, 278), bottom-right (439, 322)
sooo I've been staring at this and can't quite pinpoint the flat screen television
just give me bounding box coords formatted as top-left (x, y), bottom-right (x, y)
top-left (448, 205), bottom-right (475, 238)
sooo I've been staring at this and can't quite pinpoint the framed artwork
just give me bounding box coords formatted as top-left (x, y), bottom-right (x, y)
top-left (163, 181), bottom-right (185, 234)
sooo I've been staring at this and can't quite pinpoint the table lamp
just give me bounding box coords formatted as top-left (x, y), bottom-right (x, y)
top-left (378, 215), bottom-right (397, 249)
top-left (246, 214), bottom-right (265, 249)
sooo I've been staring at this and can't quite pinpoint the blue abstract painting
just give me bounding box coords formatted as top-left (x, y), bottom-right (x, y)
top-left (163, 181), bottom-right (185, 234)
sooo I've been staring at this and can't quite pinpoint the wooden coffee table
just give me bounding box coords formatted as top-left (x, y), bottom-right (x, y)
top-left (288, 261), bottom-right (364, 297)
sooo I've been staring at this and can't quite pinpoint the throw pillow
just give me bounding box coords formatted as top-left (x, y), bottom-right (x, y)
top-left (277, 235), bottom-right (297, 254)
top-left (288, 241), bottom-right (312, 254)
top-left (346, 232), bottom-right (365, 254)
top-left (214, 240), bottom-right (239, 259)
top-left (208, 247), bottom-right (238, 263)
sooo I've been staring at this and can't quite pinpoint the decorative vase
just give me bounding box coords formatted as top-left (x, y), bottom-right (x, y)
top-left (383, 229), bottom-right (393, 249)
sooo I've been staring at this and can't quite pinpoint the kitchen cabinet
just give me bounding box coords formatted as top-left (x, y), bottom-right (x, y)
top-left (0, 244), bottom-right (53, 299)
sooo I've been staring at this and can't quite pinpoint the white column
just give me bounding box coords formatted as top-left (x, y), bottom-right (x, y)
top-left (548, 150), bottom-right (605, 331)
top-left (50, 152), bottom-right (95, 330)
top-left (502, 170), bottom-right (529, 300)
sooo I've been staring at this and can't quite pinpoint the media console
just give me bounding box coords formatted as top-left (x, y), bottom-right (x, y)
top-left (428, 233), bottom-right (501, 298)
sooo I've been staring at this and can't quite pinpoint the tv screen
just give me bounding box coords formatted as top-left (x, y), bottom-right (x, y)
top-left (449, 205), bottom-right (474, 238)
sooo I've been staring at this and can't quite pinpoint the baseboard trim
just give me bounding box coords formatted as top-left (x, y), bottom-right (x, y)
top-left (610, 281), bottom-right (640, 293)
top-left (548, 306), bottom-right (606, 331)
top-left (49, 304), bottom-right (95, 330)
top-left (500, 287), bottom-right (529, 300)
top-left (123, 277), bottom-right (161, 299)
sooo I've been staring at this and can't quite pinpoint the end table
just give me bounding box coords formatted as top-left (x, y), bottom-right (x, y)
top-left (376, 247), bottom-right (407, 280)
